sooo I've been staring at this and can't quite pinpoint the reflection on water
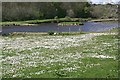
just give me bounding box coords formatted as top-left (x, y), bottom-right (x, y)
top-left (1, 22), bottom-right (118, 34)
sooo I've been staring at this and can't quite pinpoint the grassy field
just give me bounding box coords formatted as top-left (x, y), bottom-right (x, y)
top-left (1, 28), bottom-right (118, 78)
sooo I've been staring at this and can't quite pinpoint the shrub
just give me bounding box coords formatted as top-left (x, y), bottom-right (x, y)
top-left (54, 16), bottom-right (59, 23)
top-left (54, 16), bottom-right (58, 20)
top-left (65, 16), bottom-right (71, 21)
top-left (48, 31), bottom-right (54, 35)
top-left (2, 33), bottom-right (11, 36)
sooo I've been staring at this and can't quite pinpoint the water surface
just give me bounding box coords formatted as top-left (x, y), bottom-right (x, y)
top-left (1, 21), bottom-right (118, 34)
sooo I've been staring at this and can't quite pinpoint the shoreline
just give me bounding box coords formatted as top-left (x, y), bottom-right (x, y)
top-left (90, 19), bottom-right (118, 22)
top-left (0, 18), bottom-right (118, 27)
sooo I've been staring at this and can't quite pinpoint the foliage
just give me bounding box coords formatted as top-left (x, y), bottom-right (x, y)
top-left (48, 31), bottom-right (55, 35)
top-left (2, 2), bottom-right (91, 21)
top-left (2, 2), bottom-right (118, 22)
top-left (91, 4), bottom-right (118, 19)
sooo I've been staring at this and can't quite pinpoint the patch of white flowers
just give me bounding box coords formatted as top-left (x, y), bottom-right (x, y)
top-left (1, 33), bottom-right (116, 51)
top-left (0, 32), bottom-right (118, 77)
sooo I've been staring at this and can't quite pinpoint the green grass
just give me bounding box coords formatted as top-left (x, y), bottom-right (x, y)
top-left (2, 33), bottom-right (118, 78)
top-left (0, 18), bottom-right (117, 27)
top-left (0, 21), bottom-right (25, 25)
top-left (0, 21), bottom-right (37, 26)
top-left (1, 27), bottom-right (118, 78)
top-left (58, 32), bottom-right (86, 36)
top-left (90, 18), bottom-right (118, 22)
top-left (47, 32), bottom-right (86, 36)
top-left (0, 18), bottom-right (89, 26)
top-left (2, 32), bottom-right (87, 37)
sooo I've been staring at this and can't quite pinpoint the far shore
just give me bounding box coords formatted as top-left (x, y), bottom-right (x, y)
top-left (0, 18), bottom-right (118, 27)
top-left (90, 18), bottom-right (118, 22)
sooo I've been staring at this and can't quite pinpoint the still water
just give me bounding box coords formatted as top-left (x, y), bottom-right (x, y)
top-left (1, 21), bottom-right (118, 34)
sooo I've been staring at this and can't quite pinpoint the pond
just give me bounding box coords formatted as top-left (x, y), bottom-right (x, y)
top-left (1, 21), bottom-right (118, 34)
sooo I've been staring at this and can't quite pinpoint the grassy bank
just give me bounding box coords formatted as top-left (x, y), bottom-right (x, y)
top-left (0, 21), bottom-right (37, 26)
top-left (2, 32), bottom-right (87, 37)
top-left (0, 18), bottom-right (118, 27)
top-left (0, 18), bottom-right (90, 27)
top-left (90, 18), bottom-right (118, 22)
top-left (0, 17), bottom-right (90, 26)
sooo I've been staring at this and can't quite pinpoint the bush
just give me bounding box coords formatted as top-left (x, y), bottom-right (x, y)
top-left (54, 16), bottom-right (58, 20)
top-left (48, 31), bottom-right (54, 35)
top-left (65, 16), bottom-right (71, 21)
top-left (2, 33), bottom-right (11, 36)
